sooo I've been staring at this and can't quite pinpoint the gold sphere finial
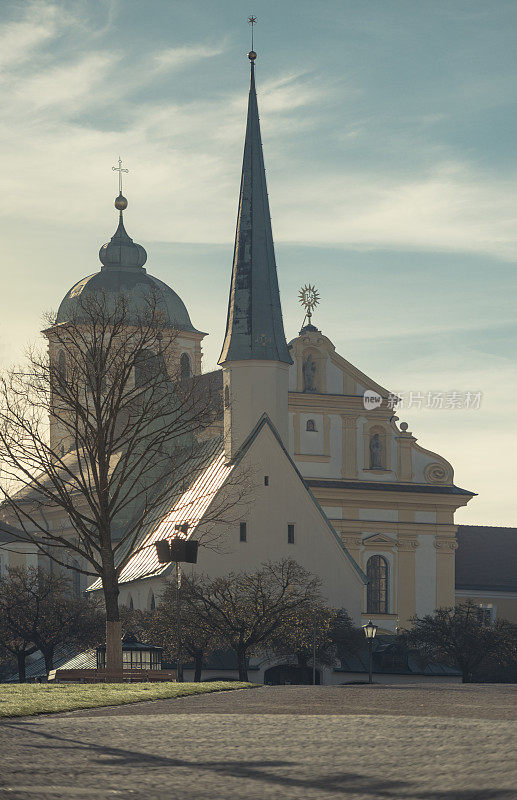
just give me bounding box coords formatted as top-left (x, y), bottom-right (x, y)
top-left (115, 193), bottom-right (128, 211)
top-left (248, 50), bottom-right (257, 61)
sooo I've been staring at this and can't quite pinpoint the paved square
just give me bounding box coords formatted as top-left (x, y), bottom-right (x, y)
top-left (1, 684), bottom-right (516, 799)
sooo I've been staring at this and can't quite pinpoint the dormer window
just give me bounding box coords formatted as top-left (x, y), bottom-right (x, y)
top-left (306, 419), bottom-right (317, 432)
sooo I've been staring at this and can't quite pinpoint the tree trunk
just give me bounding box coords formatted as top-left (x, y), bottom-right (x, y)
top-left (462, 669), bottom-right (472, 684)
top-left (194, 650), bottom-right (203, 683)
top-left (16, 652), bottom-right (26, 683)
top-left (237, 649), bottom-right (248, 682)
top-left (43, 648), bottom-right (54, 677)
top-left (103, 575), bottom-right (122, 674)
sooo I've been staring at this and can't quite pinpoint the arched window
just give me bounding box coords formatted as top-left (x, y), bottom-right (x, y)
top-left (367, 555), bottom-right (388, 613)
top-left (128, 595), bottom-right (134, 611)
top-left (306, 419), bottom-right (317, 432)
top-left (224, 385), bottom-right (230, 409)
top-left (180, 353), bottom-right (192, 380)
top-left (150, 593), bottom-right (156, 611)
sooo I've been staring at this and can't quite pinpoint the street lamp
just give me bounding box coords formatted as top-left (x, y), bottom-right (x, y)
top-left (155, 531), bottom-right (198, 683)
top-left (362, 619), bottom-right (377, 684)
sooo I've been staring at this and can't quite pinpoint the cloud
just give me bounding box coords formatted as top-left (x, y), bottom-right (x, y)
top-left (0, 3), bottom-right (59, 69)
top-left (1, 1), bottom-right (517, 266)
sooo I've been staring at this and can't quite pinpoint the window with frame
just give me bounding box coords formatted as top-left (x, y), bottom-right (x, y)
top-left (240, 522), bottom-right (247, 542)
top-left (306, 419), bottom-right (317, 432)
top-left (366, 555), bottom-right (388, 613)
top-left (180, 352), bottom-right (192, 380)
top-left (287, 524), bottom-right (295, 544)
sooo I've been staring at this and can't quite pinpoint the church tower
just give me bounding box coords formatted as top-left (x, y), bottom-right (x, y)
top-left (219, 49), bottom-right (292, 460)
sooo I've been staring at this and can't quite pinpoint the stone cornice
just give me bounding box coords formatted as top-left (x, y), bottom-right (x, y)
top-left (289, 392), bottom-right (392, 416)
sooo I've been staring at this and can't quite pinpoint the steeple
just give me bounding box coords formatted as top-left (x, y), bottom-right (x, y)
top-left (218, 50), bottom-right (292, 366)
top-left (219, 44), bottom-right (292, 460)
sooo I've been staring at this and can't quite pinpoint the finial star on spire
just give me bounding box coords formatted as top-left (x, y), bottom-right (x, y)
top-left (112, 156), bottom-right (129, 195)
top-left (248, 14), bottom-right (257, 55)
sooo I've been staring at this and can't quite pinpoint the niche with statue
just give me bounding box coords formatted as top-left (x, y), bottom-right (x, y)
top-left (367, 426), bottom-right (389, 470)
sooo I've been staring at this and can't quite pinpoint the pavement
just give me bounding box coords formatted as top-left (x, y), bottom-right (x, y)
top-left (1, 683), bottom-right (516, 800)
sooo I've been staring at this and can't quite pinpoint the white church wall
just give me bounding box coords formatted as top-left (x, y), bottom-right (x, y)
top-left (415, 534), bottom-right (437, 617)
top-left (326, 359), bottom-right (342, 394)
top-left (299, 413), bottom-right (325, 454)
top-left (122, 424), bottom-right (365, 620)
top-left (288, 412), bottom-right (295, 453)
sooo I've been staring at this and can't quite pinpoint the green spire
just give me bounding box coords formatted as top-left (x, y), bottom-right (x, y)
top-left (219, 54), bottom-right (292, 365)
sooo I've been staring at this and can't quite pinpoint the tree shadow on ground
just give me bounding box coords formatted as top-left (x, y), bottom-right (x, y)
top-left (1, 721), bottom-right (514, 800)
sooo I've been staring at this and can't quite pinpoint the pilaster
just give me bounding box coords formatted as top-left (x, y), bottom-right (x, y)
top-left (396, 537), bottom-right (419, 627)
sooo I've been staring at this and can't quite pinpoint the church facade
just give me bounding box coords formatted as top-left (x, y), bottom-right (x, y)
top-left (93, 51), bottom-right (475, 641)
top-left (5, 50), bottom-right (514, 683)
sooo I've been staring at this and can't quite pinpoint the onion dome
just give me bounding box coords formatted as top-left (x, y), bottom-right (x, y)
top-left (56, 194), bottom-right (202, 333)
top-left (98, 195), bottom-right (147, 270)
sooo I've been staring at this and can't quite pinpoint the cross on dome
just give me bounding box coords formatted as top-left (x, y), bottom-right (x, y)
top-left (112, 157), bottom-right (129, 196)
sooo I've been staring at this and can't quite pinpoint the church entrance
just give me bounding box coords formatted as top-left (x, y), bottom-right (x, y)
top-left (264, 664), bottom-right (320, 685)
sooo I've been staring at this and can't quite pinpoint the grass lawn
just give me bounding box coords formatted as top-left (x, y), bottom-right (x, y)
top-left (0, 681), bottom-right (254, 718)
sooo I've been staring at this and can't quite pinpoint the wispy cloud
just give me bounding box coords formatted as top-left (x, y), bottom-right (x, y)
top-left (0, 3), bottom-right (59, 69)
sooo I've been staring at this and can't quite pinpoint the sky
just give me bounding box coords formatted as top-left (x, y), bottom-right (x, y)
top-left (0, 0), bottom-right (516, 525)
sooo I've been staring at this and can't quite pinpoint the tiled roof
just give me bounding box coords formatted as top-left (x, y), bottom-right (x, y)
top-left (456, 525), bottom-right (517, 592)
top-left (89, 448), bottom-right (233, 589)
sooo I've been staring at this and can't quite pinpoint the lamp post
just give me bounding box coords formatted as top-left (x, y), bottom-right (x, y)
top-left (362, 619), bottom-right (377, 684)
top-left (155, 530), bottom-right (198, 683)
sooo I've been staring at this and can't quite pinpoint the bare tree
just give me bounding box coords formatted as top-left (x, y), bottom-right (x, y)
top-left (0, 567), bottom-right (104, 679)
top-left (0, 291), bottom-right (243, 672)
top-left (403, 601), bottom-right (517, 683)
top-left (268, 602), bottom-right (337, 681)
top-left (141, 579), bottom-right (223, 681)
top-left (182, 559), bottom-right (323, 681)
top-left (0, 615), bottom-right (38, 683)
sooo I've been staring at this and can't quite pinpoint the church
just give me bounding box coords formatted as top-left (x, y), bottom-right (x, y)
top-left (2, 49), bottom-right (516, 682)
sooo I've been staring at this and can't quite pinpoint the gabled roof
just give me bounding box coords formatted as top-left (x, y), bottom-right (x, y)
top-left (456, 524), bottom-right (517, 592)
top-left (93, 413), bottom-right (366, 589)
top-left (235, 415), bottom-right (367, 583)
